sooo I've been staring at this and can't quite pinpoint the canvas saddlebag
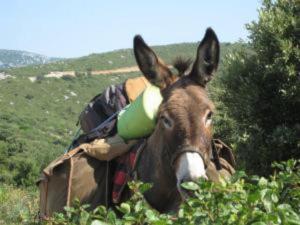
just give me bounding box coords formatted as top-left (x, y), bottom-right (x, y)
top-left (37, 147), bottom-right (108, 220)
top-left (37, 135), bottom-right (136, 220)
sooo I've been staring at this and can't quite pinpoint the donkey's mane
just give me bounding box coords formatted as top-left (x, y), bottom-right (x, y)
top-left (173, 57), bottom-right (192, 76)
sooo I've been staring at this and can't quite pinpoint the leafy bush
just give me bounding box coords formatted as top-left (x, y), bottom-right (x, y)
top-left (0, 135), bottom-right (39, 186)
top-left (49, 159), bottom-right (300, 225)
top-left (212, 0), bottom-right (300, 175)
top-left (0, 160), bottom-right (298, 224)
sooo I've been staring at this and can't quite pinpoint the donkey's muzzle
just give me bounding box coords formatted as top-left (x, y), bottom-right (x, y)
top-left (175, 151), bottom-right (208, 186)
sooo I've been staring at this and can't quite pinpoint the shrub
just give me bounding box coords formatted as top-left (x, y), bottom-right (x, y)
top-left (62, 75), bottom-right (75, 81)
top-left (75, 71), bottom-right (86, 78)
top-left (25, 94), bottom-right (34, 100)
top-left (212, 0), bottom-right (300, 175)
top-left (0, 135), bottom-right (39, 186)
top-left (36, 74), bottom-right (45, 83)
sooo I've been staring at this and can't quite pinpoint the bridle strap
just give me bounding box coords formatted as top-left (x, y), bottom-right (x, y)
top-left (212, 139), bottom-right (222, 170)
top-left (171, 140), bottom-right (223, 171)
top-left (131, 139), bottom-right (147, 180)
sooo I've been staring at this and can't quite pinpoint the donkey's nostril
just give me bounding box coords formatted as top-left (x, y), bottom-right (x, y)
top-left (179, 175), bottom-right (191, 184)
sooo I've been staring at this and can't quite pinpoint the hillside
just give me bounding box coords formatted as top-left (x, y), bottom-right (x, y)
top-left (0, 72), bottom-right (141, 185)
top-left (4, 42), bottom-right (244, 77)
top-left (0, 49), bottom-right (60, 69)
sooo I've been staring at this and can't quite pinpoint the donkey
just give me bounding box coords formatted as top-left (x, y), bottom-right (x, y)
top-left (132, 28), bottom-right (226, 212)
top-left (38, 28), bottom-right (234, 219)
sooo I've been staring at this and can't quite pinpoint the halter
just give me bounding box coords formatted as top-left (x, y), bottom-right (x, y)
top-left (132, 139), bottom-right (222, 180)
top-left (170, 147), bottom-right (209, 171)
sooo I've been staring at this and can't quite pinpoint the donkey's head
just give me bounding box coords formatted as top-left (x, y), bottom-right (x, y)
top-left (134, 28), bottom-right (219, 199)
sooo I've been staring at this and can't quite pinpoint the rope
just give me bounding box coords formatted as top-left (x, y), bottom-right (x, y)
top-left (105, 160), bottom-right (109, 208)
top-left (66, 157), bottom-right (74, 206)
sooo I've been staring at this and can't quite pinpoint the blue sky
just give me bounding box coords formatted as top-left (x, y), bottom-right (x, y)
top-left (0, 0), bottom-right (260, 58)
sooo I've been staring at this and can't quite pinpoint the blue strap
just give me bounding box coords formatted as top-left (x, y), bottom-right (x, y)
top-left (64, 127), bottom-right (82, 153)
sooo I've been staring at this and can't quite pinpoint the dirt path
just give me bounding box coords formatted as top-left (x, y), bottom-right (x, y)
top-left (91, 64), bottom-right (172, 75)
top-left (91, 66), bottom-right (140, 75)
top-left (43, 66), bottom-right (140, 79)
top-left (43, 65), bottom-right (172, 79)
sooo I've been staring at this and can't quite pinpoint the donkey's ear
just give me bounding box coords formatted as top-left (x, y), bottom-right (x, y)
top-left (190, 28), bottom-right (220, 86)
top-left (134, 35), bottom-right (174, 89)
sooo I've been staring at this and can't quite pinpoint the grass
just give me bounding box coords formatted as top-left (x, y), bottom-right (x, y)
top-left (0, 185), bottom-right (38, 224)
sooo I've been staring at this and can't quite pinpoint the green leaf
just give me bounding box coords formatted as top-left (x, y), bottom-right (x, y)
top-left (79, 210), bottom-right (90, 225)
top-left (271, 193), bottom-right (278, 203)
top-left (91, 220), bottom-right (109, 225)
top-left (178, 208), bottom-right (184, 218)
top-left (231, 171), bottom-right (247, 182)
top-left (139, 183), bottom-right (152, 193)
top-left (260, 189), bottom-right (273, 212)
top-left (145, 209), bottom-right (158, 221)
top-left (251, 222), bottom-right (267, 225)
top-left (248, 191), bottom-right (260, 203)
top-left (153, 220), bottom-right (169, 225)
top-left (119, 203), bottom-right (131, 214)
top-left (94, 205), bottom-right (107, 216)
top-left (181, 181), bottom-right (199, 191)
top-left (107, 211), bottom-right (117, 223)
top-left (258, 177), bottom-right (268, 187)
top-left (122, 215), bottom-right (137, 222)
top-left (134, 201), bottom-right (143, 212)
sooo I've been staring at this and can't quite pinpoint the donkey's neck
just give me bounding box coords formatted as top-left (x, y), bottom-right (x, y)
top-left (136, 134), bottom-right (181, 212)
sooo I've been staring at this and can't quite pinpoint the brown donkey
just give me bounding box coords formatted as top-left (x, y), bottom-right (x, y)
top-left (133, 28), bottom-right (223, 212)
top-left (38, 28), bottom-right (234, 219)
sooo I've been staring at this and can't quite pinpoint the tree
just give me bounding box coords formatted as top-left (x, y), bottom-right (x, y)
top-left (213, 0), bottom-right (300, 175)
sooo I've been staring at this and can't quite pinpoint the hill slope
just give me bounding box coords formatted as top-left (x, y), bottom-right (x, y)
top-left (0, 49), bottom-right (59, 69)
top-left (4, 42), bottom-right (243, 77)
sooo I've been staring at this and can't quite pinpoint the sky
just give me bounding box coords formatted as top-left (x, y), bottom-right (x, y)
top-left (0, 0), bottom-right (260, 58)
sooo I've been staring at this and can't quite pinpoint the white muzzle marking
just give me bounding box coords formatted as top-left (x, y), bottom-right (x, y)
top-left (176, 152), bottom-right (207, 189)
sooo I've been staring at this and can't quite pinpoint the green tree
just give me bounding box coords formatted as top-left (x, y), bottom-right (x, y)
top-left (213, 0), bottom-right (300, 175)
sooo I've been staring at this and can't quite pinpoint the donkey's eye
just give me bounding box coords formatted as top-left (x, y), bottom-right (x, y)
top-left (207, 111), bottom-right (213, 120)
top-left (205, 111), bottom-right (213, 126)
top-left (161, 116), bottom-right (173, 129)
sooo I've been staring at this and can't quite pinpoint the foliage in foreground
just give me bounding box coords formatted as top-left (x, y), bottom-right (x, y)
top-left (48, 159), bottom-right (300, 225)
